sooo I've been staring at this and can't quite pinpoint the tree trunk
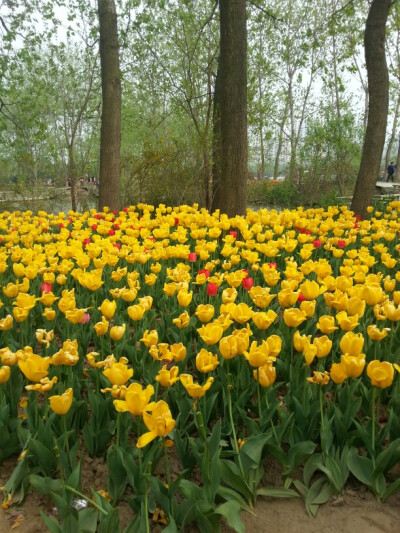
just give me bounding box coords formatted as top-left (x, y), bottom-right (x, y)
top-left (212, 0), bottom-right (247, 217)
top-left (211, 59), bottom-right (222, 211)
top-left (68, 144), bottom-right (77, 211)
top-left (351, 0), bottom-right (391, 219)
top-left (98, 0), bottom-right (121, 211)
top-left (274, 102), bottom-right (289, 179)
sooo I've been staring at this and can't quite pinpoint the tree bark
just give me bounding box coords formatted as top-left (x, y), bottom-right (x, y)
top-left (351, 0), bottom-right (391, 218)
top-left (211, 59), bottom-right (222, 211)
top-left (212, 0), bottom-right (247, 217)
top-left (98, 0), bottom-right (121, 211)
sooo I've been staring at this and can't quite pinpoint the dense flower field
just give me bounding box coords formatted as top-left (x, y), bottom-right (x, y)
top-left (1, 202), bottom-right (400, 532)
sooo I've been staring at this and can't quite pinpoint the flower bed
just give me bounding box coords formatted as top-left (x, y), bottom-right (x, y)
top-left (1, 202), bottom-right (400, 532)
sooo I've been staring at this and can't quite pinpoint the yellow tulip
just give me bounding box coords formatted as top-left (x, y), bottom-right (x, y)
top-left (254, 362), bottom-right (276, 388)
top-left (127, 304), bottom-right (145, 321)
top-left (195, 304), bottom-right (215, 323)
top-left (138, 296), bottom-right (153, 311)
top-left (299, 280), bottom-right (325, 300)
top-left (219, 335), bottom-right (238, 359)
top-left (177, 289), bottom-right (193, 307)
top-left (3, 283), bottom-right (19, 298)
top-left (12, 307), bottom-right (29, 322)
top-left (248, 286), bottom-right (276, 308)
top-left (299, 300), bottom-right (315, 318)
top-left (25, 376), bottom-right (58, 393)
top-left (383, 301), bottom-right (400, 321)
top-left (140, 330), bottom-right (159, 347)
top-left (339, 331), bottom-right (364, 356)
top-left (302, 339), bottom-right (317, 365)
top-left (244, 340), bottom-right (274, 367)
top-left (335, 311), bottom-right (359, 332)
top-left (0, 348), bottom-right (17, 366)
top-left (49, 388), bottom-right (73, 415)
top-left (172, 311), bottom-right (190, 329)
top-left (283, 308), bottom-right (307, 328)
top-left (293, 331), bottom-right (311, 352)
top-left (180, 374), bottom-right (214, 398)
top-left (221, 287), bottom-right (238, 304)
top-left (367, 325), bottom-right (389, 341)
top-left (94, 316), bottom-right (109, 336)
top-left (110, 324), bottom-right (126, 341)
top-left (114, 383), bottom-right (154, 416)
top-left (313, 336), bottom-right (332, 358)
top-left (198, 323), bottom-right (224, 345)
top-left (252, 310), bottom-right (277, 330)
top-left (278, 288), bottom-right (300, 308)
top-left (169, 343), bottom-right (187, 362)
top-left (316, 315), bottom-right (338, 334)
top-left (232, 326), bottom-right (252, 354)
top-left (136, 400), bottom-right (176, 447)
top-left (346, 297), bottom-right (366, 317)
top-left (98, 299), bottom-right (117, 319)
top-left (367, 360), bottom-right (394, 389)
top-left (65, 308), bottom-right (86, 324)
top-left (18, 352), bottom-right (50, 382)
top-left (231, 303), bottom-right (254, 324)
top-left (0, 365), bottom-right (11, 384)
top-left (340, 353), bottom-right (365, 378)
top-left (51, 339), bottom-right (79, 366)
top-left (121, 288), bottom-right (138, 302)
top-left (103, 362), bottom-right (133, 386)
top-left (13, 293), bottom-right (36, 311)
top-left (35, 329), bottom-right (54, 349)
top-left (196, 349), bottom-right (220, 373)
top-left (362, 284), bottom-right (385, 306)
top-left (330, 363), bottom-right (347, 384)
top-left (266, 335), bottom-right (282, 358)
top-left (155, 365), bottom-right (180, 387)
top-left (307, 371), bottom-right (330, 386)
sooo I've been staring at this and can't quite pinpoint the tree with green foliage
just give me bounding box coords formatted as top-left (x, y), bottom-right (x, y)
top-left (351, 0), bottom-right (393, 218)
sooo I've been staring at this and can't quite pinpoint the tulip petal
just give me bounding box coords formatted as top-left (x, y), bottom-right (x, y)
top-left (137, 431), bottom-right (157, 448)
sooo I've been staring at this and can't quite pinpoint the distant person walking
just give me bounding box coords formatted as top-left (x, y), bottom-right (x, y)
top-left (387, 162), bottom-right (395, 182)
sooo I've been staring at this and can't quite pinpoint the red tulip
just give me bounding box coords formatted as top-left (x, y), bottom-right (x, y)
top-left (207, 283), bottom-right (218, 296)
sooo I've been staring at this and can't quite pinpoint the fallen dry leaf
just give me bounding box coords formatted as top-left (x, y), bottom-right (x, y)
top-left (11, 514), bottom-right (24, 529)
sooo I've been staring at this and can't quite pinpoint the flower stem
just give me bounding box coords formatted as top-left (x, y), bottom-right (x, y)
top-left (64, 485), bottom-right (108, 515)
top-left (256, 368), bottom-right (262, 424)
top-left (319, 386), bottom-right (325, 432)
top-left (226, 369), bottom-right (245, 479)
top-left (372, 387), bottom-right (376, 456)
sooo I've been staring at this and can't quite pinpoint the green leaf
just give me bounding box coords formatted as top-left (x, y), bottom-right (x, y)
top-left (347, 448), bottom-right (374, 488)
top-left (219, 460), bottom-right (254, 502)
top-left (78, 508), bottom-right (98, 533)
top-left (215, 501), bottom-right (245, 533)
top-left (286, 440), bottom-right (316, 474)
top-left (40, 511), bottom-right (61, 533)
top-left (179, 479), bottom-right (204, 500)
top-left (217, 486), bottom-right (253, 513)
top-left (29, 475), bottom-right (63, 496)
top-left (374, 438), bottom-right (400, 476)
top-left (209, 420), bottom-right (221, 457)
top-left (256, 486), bottom-right (300, 499)
top-left (162, 516), bottom-right (178, 533)
top-left (382, 479), bottom-right (400, 502)
top-left (240, 433), bottom-right (270, 473)
top-left (303, 453), bottom-right (323, 487)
